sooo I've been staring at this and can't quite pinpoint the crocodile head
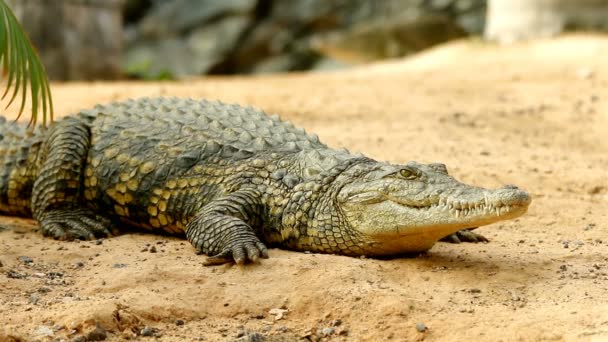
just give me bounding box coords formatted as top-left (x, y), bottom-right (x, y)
top-left (336, 161), bottom-right (531, 255)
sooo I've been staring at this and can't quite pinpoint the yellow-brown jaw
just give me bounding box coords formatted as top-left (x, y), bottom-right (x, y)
top-left (336, 162), bottom-right (531, 255)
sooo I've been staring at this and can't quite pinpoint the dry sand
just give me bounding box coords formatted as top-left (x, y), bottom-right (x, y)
top-left (1, 34), bottom-right (607, 341)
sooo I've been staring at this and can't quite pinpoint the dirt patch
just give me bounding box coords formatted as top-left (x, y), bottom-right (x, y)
top-left (1, 34), bottom-right (607, 341)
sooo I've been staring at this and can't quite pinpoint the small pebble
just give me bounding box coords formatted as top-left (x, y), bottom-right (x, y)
top-left (140, 326), bottom-right (156, 337)
top-left (149, 246), bottom-right (157, 253)
top-left (321, 327), bottom-right (335, 336)
top-left (237, 332), bottom-right (265, 342)
top-left (6, 270), bottom-right (26, 279)
top-left (72, 335), bottom-right (87, 342)
top-left (113, 263), bottom-right (127, 268)
top-left (86, 325), bottom-right (108, 341)
top-left (38, 286), bottom-right (51, 294)
top-left (18, 256), bottom-right (33, 264)
top-left (47, 271), bottom-right (63, 279)
top-left (175, 319), bottom-right (185, 326)
top-left (29, 294), bottom-right (41, 305)
top-left (34, 325), bottom-right (54, 337)
top-left (416, 323), bottom-right (428, 332)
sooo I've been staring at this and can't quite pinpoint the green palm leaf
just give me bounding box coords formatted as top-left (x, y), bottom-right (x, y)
top-left (0, 0), bottom-right (53, 127)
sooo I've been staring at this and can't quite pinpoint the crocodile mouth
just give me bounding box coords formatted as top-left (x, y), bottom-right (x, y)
top-left (347, 187), bottom-right (531, 220)
top-left (385, 194), bottom-right (528, 218)
top-left (338, 183), bottom-right (531, 254)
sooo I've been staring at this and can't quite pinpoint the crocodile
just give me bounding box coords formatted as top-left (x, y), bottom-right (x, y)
top-left (0, 97), bottom-right (531, 265)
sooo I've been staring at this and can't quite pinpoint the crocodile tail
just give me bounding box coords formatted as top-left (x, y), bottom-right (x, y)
top-left (0, 117), bottom-right (43, 217)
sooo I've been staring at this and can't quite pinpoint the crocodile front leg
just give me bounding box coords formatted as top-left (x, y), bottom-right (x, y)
top-left (31, 117), bottom-right (111, 240)
top-left (186, 189), bottom-right (269, 265)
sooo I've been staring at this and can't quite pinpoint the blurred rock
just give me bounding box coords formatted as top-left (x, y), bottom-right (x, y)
top-left (8, 0), bottom-right (487, 79)
top-left (126, 15), bottom-right (250, 78)
top-left (137, 0), bottom-right (256, 38)
top-left (486, 0), bottom-right (608, 43)
top-left (8, 0), bottom-right (124, 80)
top-left (126, 0), bottom-right (485, 77)
top-left (309, 14), bottom-right (467, 63)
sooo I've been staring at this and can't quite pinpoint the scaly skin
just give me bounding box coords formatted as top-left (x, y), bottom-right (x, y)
top-left (0, 97), bottom-right (531, 265)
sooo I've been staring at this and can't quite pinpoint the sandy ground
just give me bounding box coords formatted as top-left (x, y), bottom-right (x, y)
top-left (0, 34), bottom-right (607, 341)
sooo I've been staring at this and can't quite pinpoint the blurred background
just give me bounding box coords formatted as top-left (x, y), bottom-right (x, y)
top-left (7, 0), bottom-right (608, 81)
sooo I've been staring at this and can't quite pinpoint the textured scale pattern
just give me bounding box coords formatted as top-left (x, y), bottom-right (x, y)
top-left (0, 97), bottom-right (520, 264)
top-left (0, 97), bottom-right (373, 264)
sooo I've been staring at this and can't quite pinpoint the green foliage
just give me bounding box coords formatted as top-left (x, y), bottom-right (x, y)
top-left (125, 59), bottom-right (175, 81)
top-left (0, 0), bottom-right (53, 127)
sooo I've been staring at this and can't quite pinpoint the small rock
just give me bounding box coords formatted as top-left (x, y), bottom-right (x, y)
top-left (47, 271), bottom-right (63, 279)
top-left (75, 261), bottom-right (85, 268)
top-left (149, 246), bottom-right (157, 253)
top-left (18, 256), bottom-right (33, 264)
top-left (415, 323), bottom-right (428, 332)
top-left (95, 239), bottom-right (103, 245)
top-left (38, 286), bottom-right (51, 293)
top-left (29, 293), bottom-right (41, 305)
top-left (269, 308), bottom-right (288, 320)
top-left (113, 263), bottom-right (128, 268)
top-left (86, 325), bottom-right (108, 341)
top-left (469, 288), bottom-right (482, 293)
top-left (6, 270), bottom-right (26, 279)
top-left (584, 223), bottom-right (596, 231)
top-left (0, 260), bottom-right (4, 267)
top-left (237, 332), bottom-right (266, 342)
top-left (321, 327), bottom-right (335, 336)
top-left (175, 319), bottom-right (185, 326)
top-left (72, 336), bottom-right (87, 342)
top-left (34, 325), bottom-right (54, 337)
top-left (140, 326), bottom-right (157, 337)
top-left (331, 319), bottom-right (342, 327)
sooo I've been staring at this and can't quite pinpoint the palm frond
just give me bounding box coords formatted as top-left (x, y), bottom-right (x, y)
top-left (0, 0), bottom-right (53, 127)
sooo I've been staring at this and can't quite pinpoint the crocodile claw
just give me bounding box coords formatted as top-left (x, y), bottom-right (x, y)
top-left (440, 229), bottom-right (489, 244)
top-left (39, 209), bottom-right (112, 240)
top-left (203, 241), bottom-right (269, 266)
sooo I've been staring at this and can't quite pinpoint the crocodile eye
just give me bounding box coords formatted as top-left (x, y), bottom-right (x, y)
top-left (398, 168), bottom-right (417, 180)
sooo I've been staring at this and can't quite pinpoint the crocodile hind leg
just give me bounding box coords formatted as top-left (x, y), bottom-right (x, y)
top-left (186, 189), bottom-right (269, 265)
top-left (31, 117), bottom-right (111, 240)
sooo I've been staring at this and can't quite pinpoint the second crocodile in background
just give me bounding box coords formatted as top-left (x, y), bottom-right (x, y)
top-left (0, 97), bottom-right (531, 265)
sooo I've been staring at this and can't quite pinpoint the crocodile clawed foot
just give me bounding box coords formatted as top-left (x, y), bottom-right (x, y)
top-left (39, 209), bottom-right (112, 241)
top-left (440, 229), bottom-right (489, 244)
top-left (203, 240), bottom-right (269, 266)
